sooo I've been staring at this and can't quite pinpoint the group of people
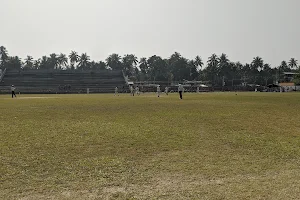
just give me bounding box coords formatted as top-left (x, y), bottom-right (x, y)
top-left (153, 84), bottom-right (184, 99)
top-left (115, 84), bottom-right (184, 99)
top-left (129, 86), bottom-right (140, 96)
top-left (10, 84), bottom-right (184, 99)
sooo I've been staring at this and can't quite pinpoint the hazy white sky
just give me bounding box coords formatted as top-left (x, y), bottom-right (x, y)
top-left (1, 0), bottom-right (299, 66)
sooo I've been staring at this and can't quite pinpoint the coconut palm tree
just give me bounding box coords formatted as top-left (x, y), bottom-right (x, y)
top-left (33, 59), bottom-right (41, 69)
top-left (106, 54), bottom-right (122, 70)
top-left (139, 57), bottom-right (148, 73)
top-left (147, 55), bottom-right (168, 81)
top-left (280, 60), bottom-right (290, 72)
top-left (90, 60), bottom-right (107, 70)
top-left (218, 53), bottom-right (230, 77)
top-left (288, 58), bottom-right (298, 70)
top-left (24, 55), bottom-right (34, 70)
top-left (195, 55), bottom-right (204, 70)
top-left (99, 61), bottom-right (107, 70)
top-left (6, 56), bottom-right (22, 70)
top-left (78, 53), bottom-right (90, 70)
top-left (39, 56), bottom-right (49, 69)
top-left (251, 56), bottom-right (264, 71)
top-left (207, 54), bottom-right (219, 67)
top-left (168, 52), bottom-right (190, 81)
top-left (206, 54), bottom-right (219, 85)
top-left (188, 59), bottom-right (199, 80)
top-left (49, 53), bottom-right (59, 69)
top-left (58, 53), bottom-right (68, 69)
top-left (122, 54), bottom-right (138, 76)
top-left (138, 57), bottom-right (148, 81)
top-left (69, 51), bottom-right (79, 69)
top-left (262, 63), bottom-right (272, 86)
top-left (0, 46), bottom-right (9, 69)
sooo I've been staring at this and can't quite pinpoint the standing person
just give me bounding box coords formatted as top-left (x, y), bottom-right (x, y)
top-left (114, 86), bottom-right (119, 96)
top-left (135, 86), bottom-right (140, 96)
top-left (11, 85), bottom-right (17, 98)
top-left (165, 86), bottom-right (169, 95)
top-left (178, 84), bottom-right (184, 99)
top-left (130, 85), bottom-right (134, 96)
top-left (157, 85), bottom-right (161, 97)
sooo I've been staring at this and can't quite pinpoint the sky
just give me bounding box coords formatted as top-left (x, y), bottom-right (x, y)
top-left (1, 0), bottom-right (300, 66)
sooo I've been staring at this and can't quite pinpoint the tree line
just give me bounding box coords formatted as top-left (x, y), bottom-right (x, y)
top-left (0, 46), bottom-right (299, 86)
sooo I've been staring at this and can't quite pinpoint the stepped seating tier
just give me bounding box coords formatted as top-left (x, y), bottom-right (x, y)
top-left (0, 69), bottom-right (126, 94)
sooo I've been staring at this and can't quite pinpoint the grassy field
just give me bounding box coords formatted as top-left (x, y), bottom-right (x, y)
top-left (1, 92), bottom-right (300, 199)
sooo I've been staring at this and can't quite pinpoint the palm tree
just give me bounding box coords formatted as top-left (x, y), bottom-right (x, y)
top-left (106, 54), bottom-right (122, 70)
top-left (188, 59), bottom-right (199, 80)
top-left (206, 54), bottom-right (219, 85)
top-left (69, 51), bottom-right (79, 69)
top-left (90, 61), bottom-right (107, 70)
top-left (262, 63), bottom-right (272, 86)
top-left (0, 46), bottom-right (9, 69)
top-left (280, 60), bottom-right (290, 72)
top-left (218, 53), bottom-right (229, 63)
top-left (6, 56), bottom-right (22, 70)
top-left (33, 59), bottom-right (41, 69)
top-left (58, 53), bottom-right (68, 69)
top-left (281, 61), bottom-right (288, 68)
top-left (128, 54), bottom-right (138, 65)
top-left (139, 57), bottom-right (148, 81)
top-left (218, 53), bottom-right (230, 77)
top-left (235, 61), bottom-right (243, 76)
top-left (207, 54), bottom-right (219, 67)
top-left (195, 56), bottom-right (204, 70)
top-left (78, 53), bottom-right (90, 70)
top-left (169, 52), bottom-right (182, 65)
top-left (49, 53), bottom-right (59, 69)
top-left (97, 61), bottom-right (107, 70)
top-left (139, 57), bottom-right (148, 73)
top-left (288, 58), bottom-right (298, 70)
top-left (24, 56), bottom-right (34, 70)
top-left (168, 52), bottom-right (190, 81)
top-left (147, 55), bottom-right (168, 81)
top-left (251, 56), bottom-right (264, 71)
top-left (39, 56), bottom-right (49, 69)
top-left (277, 60), bottom-right (290, 82)
top-left (122, 54), bottom-right (138, 76)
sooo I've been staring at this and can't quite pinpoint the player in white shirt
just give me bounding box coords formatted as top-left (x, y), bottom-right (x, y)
top-left (135, 86), bottom-right (140, 96)
top-left (157, 85), bottom-right (161, 97)
top-left (114, 86), bottom-right (119, 96)
top-left (11, 85), bottom-right (17, 98)
top-left (165, 87), bottom-right (169, 95)
top-left (130, 85), bottom-right (134, 96)
top-left (178, 84), bottom-right (184, 99)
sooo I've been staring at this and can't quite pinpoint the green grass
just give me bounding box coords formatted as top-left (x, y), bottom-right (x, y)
top-left (1, 92), bottom-right (300, 199)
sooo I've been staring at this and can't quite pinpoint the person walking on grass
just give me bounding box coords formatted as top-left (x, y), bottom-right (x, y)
top-left (165, 86), bottom-right (169, 95)
top-left (157, 85), bottom-right (161, 97)
top-left (178, 84), bottom-right (184, 99)
top-left (130, 85), bottom-right (134, 96)
top-left (135, 86), bottom-right (140, 96)
top-left (11, 85), bottom-right (17, 98)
